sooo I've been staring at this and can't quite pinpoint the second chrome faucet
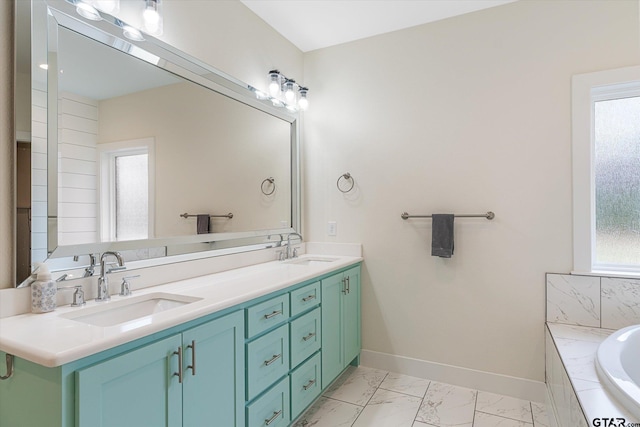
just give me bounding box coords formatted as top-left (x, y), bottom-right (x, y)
top-left (96, 251), bottom-right (126, 302)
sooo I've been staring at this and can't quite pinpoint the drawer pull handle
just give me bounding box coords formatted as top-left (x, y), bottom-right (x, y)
top-left (302, 332), bottom-right (316, 341)
top-left (264, 353), bottom-right (282, 366)
top-left (302, 294), bottom-right (316, 302)
top-left (303, 379), bottom-right (316, 390)
top-left (172, 346), bottom-right (183, 384)
top-left (264, 310), bottom-right (283, 319)
top-left (187, 340), bottom-right (196, 376)
top-left (265, 410), bottom-right (282, 425)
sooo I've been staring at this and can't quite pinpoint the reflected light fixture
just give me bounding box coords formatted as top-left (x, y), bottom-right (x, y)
top-left (75, 1), bottom-right (102, 20)
top-left (94, 0), bottom-right (120, 14)
top-left (122, 24), bottom-right (145, 41)
top-left (264, 70), bottom-right (310, 112)
top-left (73, 0), bottom-right (163, 39)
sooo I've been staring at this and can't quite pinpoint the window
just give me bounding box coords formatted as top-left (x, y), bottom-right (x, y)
top-left (99, 138), bottom-right (155, 242)
top-left (572, 66), bottom-right (640, 273)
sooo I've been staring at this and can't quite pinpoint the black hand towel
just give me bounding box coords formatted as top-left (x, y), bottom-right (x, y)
top-left (431, 214), bottom-right (454, 258)
top-left (196, 214), bottom-right (210, 234)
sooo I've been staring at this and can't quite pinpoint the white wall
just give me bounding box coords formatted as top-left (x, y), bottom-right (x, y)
top-left (303, 0), bottom-right (640, 381)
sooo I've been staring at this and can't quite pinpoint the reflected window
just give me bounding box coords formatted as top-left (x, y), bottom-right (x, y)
top-left (99, 138), bottom-right (155, 242)
top-left (115, 153), bottom-right (149, 240)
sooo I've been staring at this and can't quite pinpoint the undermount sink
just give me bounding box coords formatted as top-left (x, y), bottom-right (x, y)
top-left (286, 256), bottom-right (340, 266)
top-left (61, 292), bottom-right (202, 328)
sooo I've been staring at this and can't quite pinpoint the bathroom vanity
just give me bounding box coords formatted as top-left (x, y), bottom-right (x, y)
top-left (0, 256), bottom-right (362, 427)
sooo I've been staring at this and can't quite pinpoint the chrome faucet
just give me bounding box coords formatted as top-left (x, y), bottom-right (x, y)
top-left (83, 253), bottom-right (98, 278)
top-left (284, 232), bottom-right (302, 260)
top-left (96, 252), bottom-right (125, 302)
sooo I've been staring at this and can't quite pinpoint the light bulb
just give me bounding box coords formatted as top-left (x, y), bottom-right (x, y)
top-left (268, 72), bottom-right (280, 96)
top-left (298, 87), bottom-right (309, 111)
top-left (284, 80), bottom-right (296, 102)
top-left (143, 0), bottom-right (163, 35)
top-left (76, 1), bottom-right (101, 20)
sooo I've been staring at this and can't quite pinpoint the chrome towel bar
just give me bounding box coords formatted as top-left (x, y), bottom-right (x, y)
top-left (401, 211), bottom-right (495, 220)
top-left (180, 212), bottom-right (233, 219)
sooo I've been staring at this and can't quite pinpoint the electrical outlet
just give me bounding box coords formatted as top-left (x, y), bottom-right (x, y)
top-left (327, 221), bottom-right (337, 236)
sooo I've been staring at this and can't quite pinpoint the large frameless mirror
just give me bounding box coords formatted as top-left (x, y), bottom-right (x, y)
top-left (15, 0), bottom-right (300, 284)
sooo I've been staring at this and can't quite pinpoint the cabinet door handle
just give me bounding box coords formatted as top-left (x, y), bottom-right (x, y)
top-left (265, 410), bottom-right (282, 425)
top-left (302, 294), bottom-right (316, 302)
top-left (341, 277), bottom-right (347, 294)
top-left (302, 332), bottom-right (316, 341)
top-left (346, 276), bottom-right (350, 294)
top-left (302, 379), bottom-right (316, 390)
top-left (264, 353), bottom-right (282, 366)
top-left (172, 346), bottom-right (183, 384)
top-left (264, 310), bottom-right (283, 319)
top-left (186, 340), bottom-right (196, 376)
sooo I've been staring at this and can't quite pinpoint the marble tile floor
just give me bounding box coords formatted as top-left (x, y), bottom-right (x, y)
top-left (294, 366), bottom-right (551, 427)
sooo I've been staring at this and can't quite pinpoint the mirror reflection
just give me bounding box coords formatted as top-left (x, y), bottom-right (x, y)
top-left (16, 2), bottom-right (298, 285)
top-left (55, 26), bottom-right (291, 249)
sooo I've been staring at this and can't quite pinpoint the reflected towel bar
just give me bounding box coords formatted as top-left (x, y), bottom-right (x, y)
top-left (180, 212), bottom-right (234, 219)
top-left (401, 211), bottom-right (495, 220)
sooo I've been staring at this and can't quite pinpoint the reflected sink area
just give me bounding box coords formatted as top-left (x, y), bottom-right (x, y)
top-left (285, 256), bottom-right (340, 266)
top-left (61, 292), bottom-right (202, 328)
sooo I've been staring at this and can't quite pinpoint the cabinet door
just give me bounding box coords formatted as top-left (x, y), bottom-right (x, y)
top-left (182, 311), bottom-right (244, 427)
top-left (321, 272), bottom-right (345, 388)
top-left (76, 335), bottom-right (183, 427)
top-left (343, 266), bottom-right (361, 365)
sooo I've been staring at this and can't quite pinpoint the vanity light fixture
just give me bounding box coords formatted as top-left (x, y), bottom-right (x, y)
top-left (143, 0), bottom-right (163, 36)
top-left (265, 70), bottom-right (310, 112)
top-left (298, 87), bottom-right (309, 111)
top-left (269, 70), bottom-right (281, 96)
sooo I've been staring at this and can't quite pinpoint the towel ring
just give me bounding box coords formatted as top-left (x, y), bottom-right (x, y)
top-left (336, 173), bottom-right (355, 193)
top-left (261, 177), bottom-right (275, 195)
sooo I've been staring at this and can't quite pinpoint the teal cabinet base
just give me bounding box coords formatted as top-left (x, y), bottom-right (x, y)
top-left (246, 376), bottom-right (290, 427)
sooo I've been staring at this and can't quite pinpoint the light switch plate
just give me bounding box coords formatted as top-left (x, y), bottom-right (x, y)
top-left (327, 221), bottom-right (337, 236)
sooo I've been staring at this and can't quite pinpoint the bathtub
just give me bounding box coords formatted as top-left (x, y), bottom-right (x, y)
top-left (596, 324), bottom-right (640, 419)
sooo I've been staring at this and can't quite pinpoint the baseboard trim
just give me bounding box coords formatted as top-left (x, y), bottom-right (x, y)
top-left (360, 349), bottom-right (546, 402)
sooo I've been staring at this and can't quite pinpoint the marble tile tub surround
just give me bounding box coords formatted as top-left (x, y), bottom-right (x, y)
top-left (294, 366), bottom-right (550, 427)
top-left (546, 323), bottom-right (635, 425)
top-left (0, 242), bottom-right (363, 319)
top-left (546, 273), bottom-right (640, 329)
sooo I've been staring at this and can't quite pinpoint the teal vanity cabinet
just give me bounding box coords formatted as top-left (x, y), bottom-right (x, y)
top-left (321, 266), bottom-right (361, 388)
top-left (76, 310), bottom-right (245, 427)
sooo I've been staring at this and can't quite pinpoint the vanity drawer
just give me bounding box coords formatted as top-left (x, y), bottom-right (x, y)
top-left (246, 294), bottom-right (290, 338)
top-left (246, 376), bottom-right (290, 427)
top-left (290, 281), bottom-right (321, 316)
top-left (290, 307), bottom-right (321, 369)
top-left (247, 324), bottom-right (289, 401)
top-left (290, 352), bottom-right (321, 419)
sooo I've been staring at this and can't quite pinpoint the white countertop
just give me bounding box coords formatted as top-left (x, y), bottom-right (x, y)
top-left (547, 323), bottom-right (635, 421)
top-left (0, 255), bottom-right (362, 368)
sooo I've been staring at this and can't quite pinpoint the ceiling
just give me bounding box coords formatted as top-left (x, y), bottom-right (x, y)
top-left (240, 0), bottom-right (518, 52)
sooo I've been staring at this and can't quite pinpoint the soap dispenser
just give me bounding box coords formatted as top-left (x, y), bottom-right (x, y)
top-left (31, 264), bottom-right (56, 313)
